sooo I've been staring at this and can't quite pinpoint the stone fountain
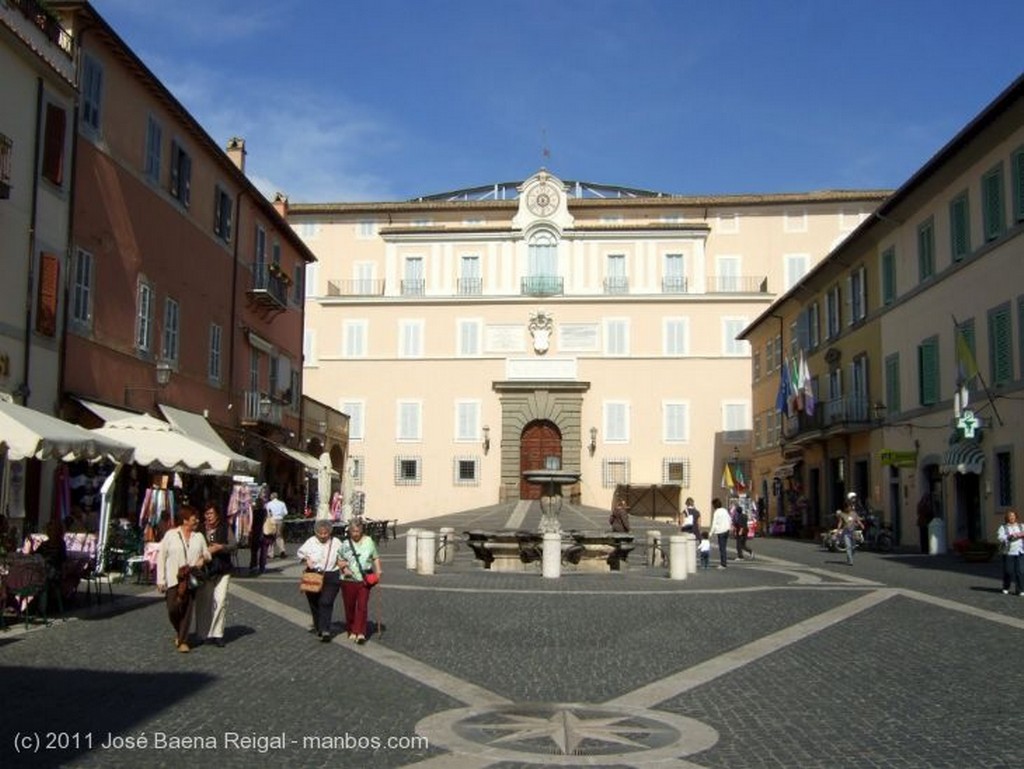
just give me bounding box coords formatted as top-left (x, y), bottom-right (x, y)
top-left (521, 467), bottom-right (581, 534)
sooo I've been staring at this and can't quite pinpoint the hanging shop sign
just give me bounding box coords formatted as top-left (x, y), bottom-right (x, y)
top-left (880, 449), bottom-right (918, 468)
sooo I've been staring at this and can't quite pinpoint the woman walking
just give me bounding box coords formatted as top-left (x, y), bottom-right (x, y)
top-left (296, 520), bottom-right (346, 641)
top-left (339, 520), bottom-right (381, 644)
top-left (156, 506), bottom-right (210, 653)
top-left (709, 499), bottom-right (732, 569)
top-left (996, 509), bottom-right (1024, 596)
top-left (195, 503), bottom-right (236, 647)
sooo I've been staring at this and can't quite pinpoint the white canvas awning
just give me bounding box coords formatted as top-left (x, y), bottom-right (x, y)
top-left (159, 404), bottom-right (261, 476)
top-left (0, 398), bottom-right (134, 463)
top-left (941, 441), bottom-right (985, 475)
top-left (90, 413), bottom-right (255, 476)
top-left (266, 441), bottom-right (321, 474)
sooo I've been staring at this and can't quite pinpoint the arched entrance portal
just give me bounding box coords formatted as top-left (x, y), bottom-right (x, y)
top-left (520, 420), bottom-right (562, 499)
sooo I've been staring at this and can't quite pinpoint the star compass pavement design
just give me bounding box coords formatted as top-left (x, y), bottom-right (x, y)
top-left (416, 702), bottom-right (719, 767)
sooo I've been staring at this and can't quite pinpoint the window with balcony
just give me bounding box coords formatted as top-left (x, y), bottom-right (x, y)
top-left (524, 231), bottom-right (561, 296)
top-left (949, 191), bottom-right (971, 262)
top-left (81, 54), bottom-right (103, 134)
top-left (605, 254), bottom-right (628, 294)
top-left (145, 115), bottom-right (162, 184)
top-left (663, 253), bottom-right (686, 293)
top-left (402, 256), bottom-right (424, 296)
top-left (170, 140), bottom-right (191, 207)
top-left (982, 163), bottom-right (1005, 241)
top-left (714, 255), bottom-right (741, 293)
top-left (459, 255), bottom-right (481, 295)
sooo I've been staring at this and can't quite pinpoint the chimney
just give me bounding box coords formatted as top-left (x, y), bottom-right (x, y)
top-left (273, 191), bottom-right (288, 218)
top-left (226, 136), bottom-right (246, 173)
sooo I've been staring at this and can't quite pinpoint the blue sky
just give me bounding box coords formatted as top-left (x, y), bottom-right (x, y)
top-left (90, 0), bottom-right (1023, 203)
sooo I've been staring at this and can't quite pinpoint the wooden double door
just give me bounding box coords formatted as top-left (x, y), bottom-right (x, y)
top-left (519, 420), bottom-right (562, 499)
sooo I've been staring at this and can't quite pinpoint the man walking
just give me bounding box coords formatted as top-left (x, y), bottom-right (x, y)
top-left (265, 491), bottom-right (289, 559)
top-left (709, 498), bottom-right (732, 568)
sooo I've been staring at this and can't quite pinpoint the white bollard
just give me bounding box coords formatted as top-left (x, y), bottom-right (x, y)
top-left (406, 528), bottom-right (421, 570)
top-left (439, 527), bottom-right (456, 564)
top-left (684, 532), bottom-right (697, 574)
top-left (416, 529), bottom-right (436, 575)
top-left (542, 532), bottom-right (561, 579)
top-left (669, 534), bottom-right (688, 581)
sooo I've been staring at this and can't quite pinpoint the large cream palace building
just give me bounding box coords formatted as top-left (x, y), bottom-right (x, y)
top-left (287, 173), bottom-right (888, 522)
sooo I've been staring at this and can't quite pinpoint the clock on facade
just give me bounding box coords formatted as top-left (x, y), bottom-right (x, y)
top-left (526, 183), bottom-right (560, 217)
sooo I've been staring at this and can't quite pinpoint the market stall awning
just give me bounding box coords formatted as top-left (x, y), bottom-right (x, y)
top-left (265, 441), bottom-right (323, 474)
top-left (773, 461), bottom-right (799, 478)
top-left (941, 441), bottom-right (984, 475)
top-left (0, 398), bottom-right (134, 462)
top-left (158, 404), bottom-right (261, 476)
top-left (92, 414), bottom-right (248, 476)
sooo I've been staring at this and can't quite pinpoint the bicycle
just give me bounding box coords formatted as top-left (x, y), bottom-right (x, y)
top-left (434, 532), bottom-right (462, 565)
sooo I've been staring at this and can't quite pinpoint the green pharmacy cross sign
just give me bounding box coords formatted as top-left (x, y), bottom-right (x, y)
top-left (957, 409), bottom-right (980, 439)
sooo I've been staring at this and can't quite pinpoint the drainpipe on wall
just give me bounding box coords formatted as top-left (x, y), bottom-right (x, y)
top-left (19, 78), bottom-right (45, 407)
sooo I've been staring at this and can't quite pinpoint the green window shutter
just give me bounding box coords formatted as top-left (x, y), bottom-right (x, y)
top-left (949, 193), bottom-right (970, 261)
top-left (918, 338), bottom-right (939, 406)
top-left (917, 220), bottom-right (934, 281)
top-left (881, 247), bottom-right (895, 304)
top-left (885, 353), bottom-right (900, 415)
top-left (989, 305), bottom-right (1012, 385)
top-left (982, 165), bottom-right (1005, 241)
top-left (1013, 149), bottom-right (1024, 224)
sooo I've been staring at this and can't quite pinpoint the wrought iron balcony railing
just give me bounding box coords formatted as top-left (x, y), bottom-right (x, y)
top-left (241, 390), bottom-right (282, 426)
top-left (401, 279), bottom-right (425, 297)
top-left (707, 275), bottom-right (768, 293)
top-left (604, 276), bottom-right (629, 295)
top-left (249, 263), bottom-right (288, 308)
top-left (521, 276), bottom-right (563, 297)
top-left (457, 277), bottom-right (482, 296)
top-left (661, 276), bottom-right (688, 293)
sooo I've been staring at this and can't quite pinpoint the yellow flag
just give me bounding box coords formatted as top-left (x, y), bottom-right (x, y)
top-left (955, 325), bottom-right (978, 384)
top-left (721, 463), bottom-right (735, 490)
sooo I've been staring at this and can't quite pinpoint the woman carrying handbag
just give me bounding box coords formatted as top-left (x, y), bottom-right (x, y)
top-left (339, 520), bottom-right (381, 644)
top-left (156, 506), bottom-right (210, 653)
top-left (296, 520), bottom-right (346, 641)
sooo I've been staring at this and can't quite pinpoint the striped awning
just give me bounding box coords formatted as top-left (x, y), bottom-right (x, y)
top-left (941, 441), bottom-right (985, 475)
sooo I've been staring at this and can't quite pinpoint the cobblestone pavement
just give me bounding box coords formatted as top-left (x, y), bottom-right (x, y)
top-left (1, 502), bottom-right (1021, 769)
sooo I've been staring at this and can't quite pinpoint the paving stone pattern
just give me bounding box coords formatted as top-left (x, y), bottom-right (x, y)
top-left (0, 501), bottom-right (1019, 769)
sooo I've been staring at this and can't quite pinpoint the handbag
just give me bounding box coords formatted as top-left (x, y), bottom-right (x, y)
top-left (299, 540), bottom-right (334, 593)
top-left (262, 516), bottom-right (277, 537)
top-left (346, 534), bottom-right (378, 588)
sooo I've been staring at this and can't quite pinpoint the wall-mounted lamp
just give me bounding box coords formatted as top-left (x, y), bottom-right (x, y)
top-left (482, 425), bottom-right (491, 455)
top-left (258, 394), bottom-right (273, 418)
top-left (124, 359), bottom-right (173, 405)
top-left (588, 426), bottom-right (598, 456)
top-left (155, 360), bottom-right (173, 386)
top-left (872, 401), bottom-right (887, 422)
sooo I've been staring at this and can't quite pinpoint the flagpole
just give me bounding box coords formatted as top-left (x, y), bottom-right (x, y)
top-left (951, 314), bottom-right (1003, 427)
